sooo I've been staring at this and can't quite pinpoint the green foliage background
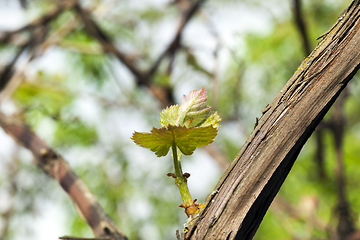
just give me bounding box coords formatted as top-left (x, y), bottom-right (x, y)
top-left (0, 0), bottom-right (359, 239)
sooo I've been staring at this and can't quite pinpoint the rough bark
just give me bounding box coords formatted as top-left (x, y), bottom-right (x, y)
top-left (185, 1), bottom-right (360, 239)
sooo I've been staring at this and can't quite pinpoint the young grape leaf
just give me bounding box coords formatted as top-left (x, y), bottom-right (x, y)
top-left (159, 86), bottom-right (221, 129)
top-left (131, 125), bottom-right (218, 157)
top-left (160, 104), bottom-right (179, 127)
top-left (178, 86), bottom-right (210, 127)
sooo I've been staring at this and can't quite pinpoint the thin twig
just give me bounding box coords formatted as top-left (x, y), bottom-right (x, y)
top-left (59, 236), bottom-right (110, 240)
top-left (0, 1), bottom-right (78, 95)
top-left (0, 63), bottom-right (27, 103)
top-left (0, 0), bottom-right (79, 44)
top-left (73, 4), bottom-right (148, 86)
top-left (0, 41), bottom-right (29, 92)
top-left (147, 0), bottom-right (206, 78)
top-left (329, 90), bottom-right (355, 239)
top-left (73, 3), bottom-right (178, 107)
top-left (176, 229), bottom-right (181, 240)
top-left (292, 0), bottom-right (311, 55)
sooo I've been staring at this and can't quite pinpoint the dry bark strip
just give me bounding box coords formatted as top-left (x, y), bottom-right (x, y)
top-left (0, 113), bottom-right (128, 240)
top-left (185, 1), bottom-right (360, 239)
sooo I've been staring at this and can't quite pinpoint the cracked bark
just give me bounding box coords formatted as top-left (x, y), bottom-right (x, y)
top-left (184, 1), bottom-right (360, 239)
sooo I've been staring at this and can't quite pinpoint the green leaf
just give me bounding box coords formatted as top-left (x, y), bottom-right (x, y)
top-left (178, 86), bottom-right (210, 126)
top-left (131, 125), bottom-right (218, 157)
top-left (201, 111), bottom-right (221, 129)
top-left (133, 87), bottom-right (221, 158)
top-left (159, 86), bottom-right (221, 129)
top-left (159, 105), bottom-right (179, 127)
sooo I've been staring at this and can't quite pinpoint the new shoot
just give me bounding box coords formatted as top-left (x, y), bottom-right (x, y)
top-left (131, 87), bottom-right (221, 217)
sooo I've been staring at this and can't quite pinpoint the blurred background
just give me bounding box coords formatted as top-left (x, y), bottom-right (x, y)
top-left (0, 0), bottom-right (359, 239)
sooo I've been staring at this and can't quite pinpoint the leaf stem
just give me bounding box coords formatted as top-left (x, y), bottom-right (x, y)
top-left (175, 176), bottom-right (193, 207)
top-left (172, 143), bottom-right (182, 178)
top-left (171, 144), bottom-right (193, 207)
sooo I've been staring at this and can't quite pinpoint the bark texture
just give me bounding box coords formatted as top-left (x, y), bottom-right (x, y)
top-left (185, 1), bottom-right (360, 239)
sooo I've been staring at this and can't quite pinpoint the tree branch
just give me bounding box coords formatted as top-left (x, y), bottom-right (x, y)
top-left (185, 1), bottom-right (360, 239)
top-left (73, 4), bottom-right (174, 107)
top-left (292, 0), bottom-right (311, 55)
top-left (147, 0), bottom-right (206, 78)
top-left (0, 0), bottom-right (79, 44)
top-left (73, 4), bottom-right (148, 86)
top-left (73, 0), bottom-right (205, 107)
top-left (329, 90), bottom-right (355, 238)
top-left (0, 42), bottom-right (29, 92)
top-left (0, 112), bottom-right (128, 240)
top-left (59, 237), bottom-right (110, 240)
top-left (0, 1), bottom-right (78, 98)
